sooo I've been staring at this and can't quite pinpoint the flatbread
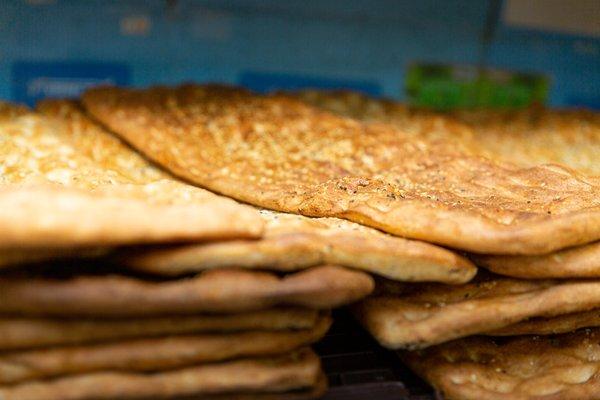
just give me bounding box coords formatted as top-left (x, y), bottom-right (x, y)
top-left (295, 90), bottom-right (600, 175)
top-left (472, 241), bottom-right (600, 279)
top-left (293, 90), bottom-right (477, 149)
top-left (0, 347), bottom-right (321, 400)
top-left (0, 314), bottom-right (330, 384)
top-left (0, 183), bottom-right (264, 249)
top-left (402, 329), bottom-right (600, 400)
top-left (121, 209), bottom-right (476, 284)
top-left (353, 274), bottom-right (600, 349)
top-left (0, 265), bottom-right (373, 316)
top-left (82, 84), bottom-right (600, 255)
top-left (0, 308), bottom-right (321, 351)
top-left (0, 100), bottom-right (264, 250)
top-left (490, 309), bottom-right (600, 336)
top-left (453, 106), bottom-right (600, 176)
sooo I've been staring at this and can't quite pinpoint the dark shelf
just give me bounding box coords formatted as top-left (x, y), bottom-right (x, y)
top-left (316, 310), bottom-right (436, 400)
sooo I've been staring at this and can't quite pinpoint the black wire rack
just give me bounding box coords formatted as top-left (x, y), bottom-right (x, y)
top-left (316, 310), bottom-right (437, 400)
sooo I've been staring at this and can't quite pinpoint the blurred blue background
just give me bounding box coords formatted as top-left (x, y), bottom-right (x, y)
top-left (1, 0), bottom-right (598, 108)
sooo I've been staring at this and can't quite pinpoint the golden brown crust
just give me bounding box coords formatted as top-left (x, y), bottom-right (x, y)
top-left (82, 84), bottom-right (600, 255)
top-left (0, 348), bottom-right (321, 400)
top-left (0, 265), bottom-right (373, 316)
top-left (0, 308), bottom-right (321, 351)
top-left (0, 99), bottom-right (264, 250)
top-left (0, 315), bottom-right (331, 384)
top-left (472, 241), bottom-right (600, 279)
top-left (353, 275), bottom-right (600, 349)
top-left (402, 330), bottom-right (600, 400)
top-left (122, 209), bottom-right (476, 284)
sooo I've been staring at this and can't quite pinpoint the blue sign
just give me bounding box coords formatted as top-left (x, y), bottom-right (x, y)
top-left (239, 71), bottom-right (381, 96)
top-left (11, 62), bottom-right (130, 106)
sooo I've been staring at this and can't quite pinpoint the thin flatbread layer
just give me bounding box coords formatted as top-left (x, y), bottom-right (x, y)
top-left (472, 241), bottom-right (600, 279)
top-left (82, 84), bottom-right (600, 255)
top-left (0, 308), bottom-right (320, 351)
top-left (122, 209), bottom-right (476, 284)
top-left (402, 329), bottom-right (600, 400)
top-left (0, 100), bottom-right (263, 250)
top-left (490, 309), bottom-right (600, 336)
top-left (295, 90), bottom-right (600, 175)
top-left (0, 347), bottom-right (321, 400)
top-left (353, 274), bottom-right (600, 349)
top-left (0, 314), bottom-right (330, 383)
top-left (0, 265), bottom-right (373, 316)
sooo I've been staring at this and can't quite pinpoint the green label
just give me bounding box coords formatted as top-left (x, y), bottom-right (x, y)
top-left (406, 64), bottom-right (549, 110)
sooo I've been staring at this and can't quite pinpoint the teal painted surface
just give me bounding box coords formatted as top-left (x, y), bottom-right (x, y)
top-left (0, 0), bottom-right (597, 108)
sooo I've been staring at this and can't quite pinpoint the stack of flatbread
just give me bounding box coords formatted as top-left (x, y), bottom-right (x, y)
top-left (0, 93), bottom-right (487, 400)
top-left (68, 84), bottom-right (599, 400)
top-left (0, 100), bottom-right (382, 400)
top-left (2, 83), bottom-right (598, 399)
top-left (293, 89), bottom-right (600, 399)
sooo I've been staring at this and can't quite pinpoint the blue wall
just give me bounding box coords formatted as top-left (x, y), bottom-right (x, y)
top-left (1, 0), bottom-right (598, 108)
